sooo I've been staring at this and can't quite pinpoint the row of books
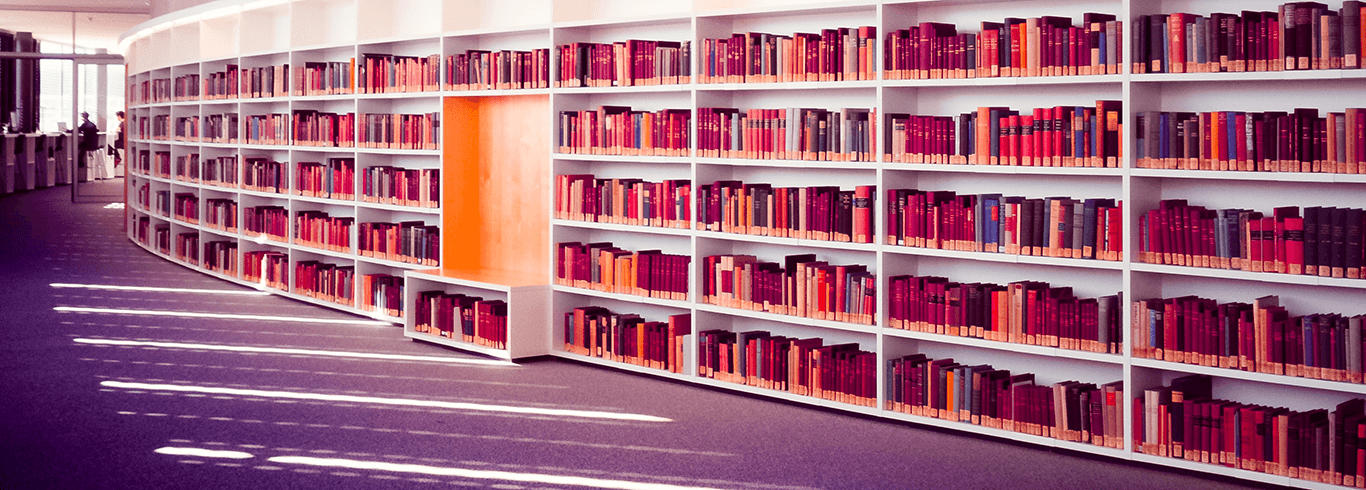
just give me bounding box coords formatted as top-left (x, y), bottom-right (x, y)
top-left (243, 250), bottom-right (288, 291)
top-left (357, 221), bottom-right (440, 266)
top-left (134, 150), bottom-right (162, 175)
top-left (360, 166), bottom-right (440, 208)
top-left (554, 174), bottom-right (691, 229)
top-left (245, 113), bottom-right (290, 146)
top-left (240, 64), bottom-right (289, 98)
top-left (1134, 108), bottom-right (1366, 173)
top-left (175, 232), bottom-right (199, 266)
top-left (555, 40), bottom-right (692, 88)
top-left (153, 190), bottom-right (169, 217)
top-left (174, 74), bottom-right (199, 101)
top-left (885, 14), bottom-right (1122, 80)
top-left (165, 156), bottom-right (436, 211)
top-left (696, 107), bottom-right (876, 162)
top-left (1137, 201), bottom-right (1366, 279)
top-left (888, 356), bottom-right (1125, 448)
top-left (294, 60), bottom-right (355, 96)
top-left (205, 113), bottom-right (238, 144)
top-left (554, 241), bottom-right (690, 301)
top-left (1134, 295), bottom-right (1366, 383)
top-left (174, 116), bottom-right (199, 142)
top-left (140, 79), bottom-right (172, 104)
top-left (1132, 4), bottom-right (1365, 74)
top-left (414, 291), bottom-right (509, 349)
top-left (695, 181), bottom-right (875, 244)
top-left (205, 67), bottom-right (237, 100)
top-left (294, 260), bottom-right (355, 307)
top-left (294, 211), bottom-right (353, 253)
top-left (357, 53), bottom-right (440, 94)
top-left (702, 253), bottom-right (876, 326)
top-left (557, 107), bottom-right (691, 156)
top-left (360, 273), bottom-right (404, 318)
top-left (242, 205), bottom-right (288, 242)
top-left (886, 190), bottom-right (1124, 261)
top-left (154, 223), bottom-right (170, 255)
top-left (134, 216), bottom-right (150, 246)
top-left (699, 331), bottom-right (876, 407)
top-left (242, 158), bottom-right (285, 193)
top-left (446, 49), bottom-right (550, 91)
top-left (357, 112), bottom-right (440, 150)
top-left (135, 183), bottom-right (149, 211)
top-left (700, 28), bottom-right (875, 84)
top-left (144, 54), bottom-right (445, 102)
top-left (1135, 374), bottom-right (1366, 486)
top-left (296, 159), bottom-right (355, 200)
top-left (143, 115), bottom-right (169, 140)
top-left (173, 193), bottom-right (198, 225)
top-left (174, 155), bottom-right (199, 183)
top-left (563, 307), bottom-right (690, 373)
top-left (888, 275), bottom-right (1124, 354)
top-left (291, 110), bottom-right (356, 148)
top-left (884, 102), bottom-right (1123, 168)
top-left (204, 198), bottom-right (237, 233)
top-left (134, 217), bottom-right (150, 248)
top-left (203, 240), bottom-right (236, 276)
top-left (204, 156), bottom-right (238, 188)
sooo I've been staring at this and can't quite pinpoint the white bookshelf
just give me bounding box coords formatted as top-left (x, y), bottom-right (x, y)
top-left (121, 0), bottom-right (1366, 487)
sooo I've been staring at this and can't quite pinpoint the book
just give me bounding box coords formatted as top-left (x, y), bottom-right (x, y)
top-left (702, 28), bottom-right (876, 83)
top-left (885, 188), bottom-right (1120, 261)
top-left (1136, 107), bottom-right (1366, 172)
top-left (295, 158), bottom-right (356, 201)
top-left (889, 274), bottom-right (1122, 353)
top-left (556, 242), bottom-right (690, 301)
top-left (557, 40), bottom-right (691, 87)
top-left (701, 253), bottom-right (875, 325)
top-left (556, 174), bottom-right (690, 228)
top-left (692, 181), bottom-right (873, 243)
top-left (446, 49), bottom-right (549, 91)
top-left (701, 331), bottom-right (874, 406)
top-left (292, 59), bottom-right (354, 96)
top-left (358, 112), bottom-right (440, 150)
top-left (885, 15), bottom-right (1122, 79)
top-left (362, 166), bottom-right (440, 208)
top-left (357, 221), bottom-right (440, 267)
top-left (885, 102), bottom-right (1121, 167)
top-left (360, 274), bottom-right (404, 318)
top-left (357, 53), bottom-right (441, 93)
top-left (559, 106), bottom-right (691, 156)
top-left (562, 308), bottom-right (690, 373)
top-left (1133, 5), bottom-right (1366, 74)
top-left (697, 107), bottom-right (876, 162)
top-left (293, 260), bottom-right (356, 307)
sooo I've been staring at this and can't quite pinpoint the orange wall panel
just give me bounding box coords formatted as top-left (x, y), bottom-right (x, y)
top-left (441, 95), bottom-right (550, 284)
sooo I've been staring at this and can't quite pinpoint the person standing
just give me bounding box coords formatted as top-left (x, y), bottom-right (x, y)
top-left (112, 111), bottom-right (125, 168)
top-left (78, 112), bottom-right (100, 179)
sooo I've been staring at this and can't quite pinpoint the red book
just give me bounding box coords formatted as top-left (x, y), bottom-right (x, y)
top-left (1260, 216), bottom-right (1277, 273)
top-left (1169, 13), bottom-right (1191, 73)
top-left (1134, 396), bottom-right (1145, 451)
top-left (1248, 218), bottom-right (1265, 272)
top-left (1106, 204), bottom-right (1123, 261)
top-left (1285, 217), bottom-right (1306, 275)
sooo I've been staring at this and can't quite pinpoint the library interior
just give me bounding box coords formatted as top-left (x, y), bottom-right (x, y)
top-left (2, 0), bottom-right (1365, 488)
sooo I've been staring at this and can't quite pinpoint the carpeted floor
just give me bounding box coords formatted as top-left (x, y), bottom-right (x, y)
top-left (0, 180), bottom-right (1272, 489)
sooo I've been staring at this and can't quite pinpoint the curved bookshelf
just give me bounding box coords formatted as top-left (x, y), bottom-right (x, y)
top-left (122, 0), bottom-right (1366, 488)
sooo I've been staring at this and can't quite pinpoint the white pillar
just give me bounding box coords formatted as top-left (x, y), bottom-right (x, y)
top-left (96, 49), bottom-right (108, 129)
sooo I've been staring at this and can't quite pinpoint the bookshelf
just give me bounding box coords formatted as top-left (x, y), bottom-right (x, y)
top-left (122, 0), bottom-right (1366, 487)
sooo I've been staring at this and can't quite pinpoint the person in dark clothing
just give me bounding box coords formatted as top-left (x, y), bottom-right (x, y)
top-left (78, 112), bottom-right (99, 170)
top-left (112, 111), bottom-right (125, 167)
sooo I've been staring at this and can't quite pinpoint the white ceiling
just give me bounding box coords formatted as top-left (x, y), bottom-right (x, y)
top-left (0, 1), bottom-right (153, 52)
